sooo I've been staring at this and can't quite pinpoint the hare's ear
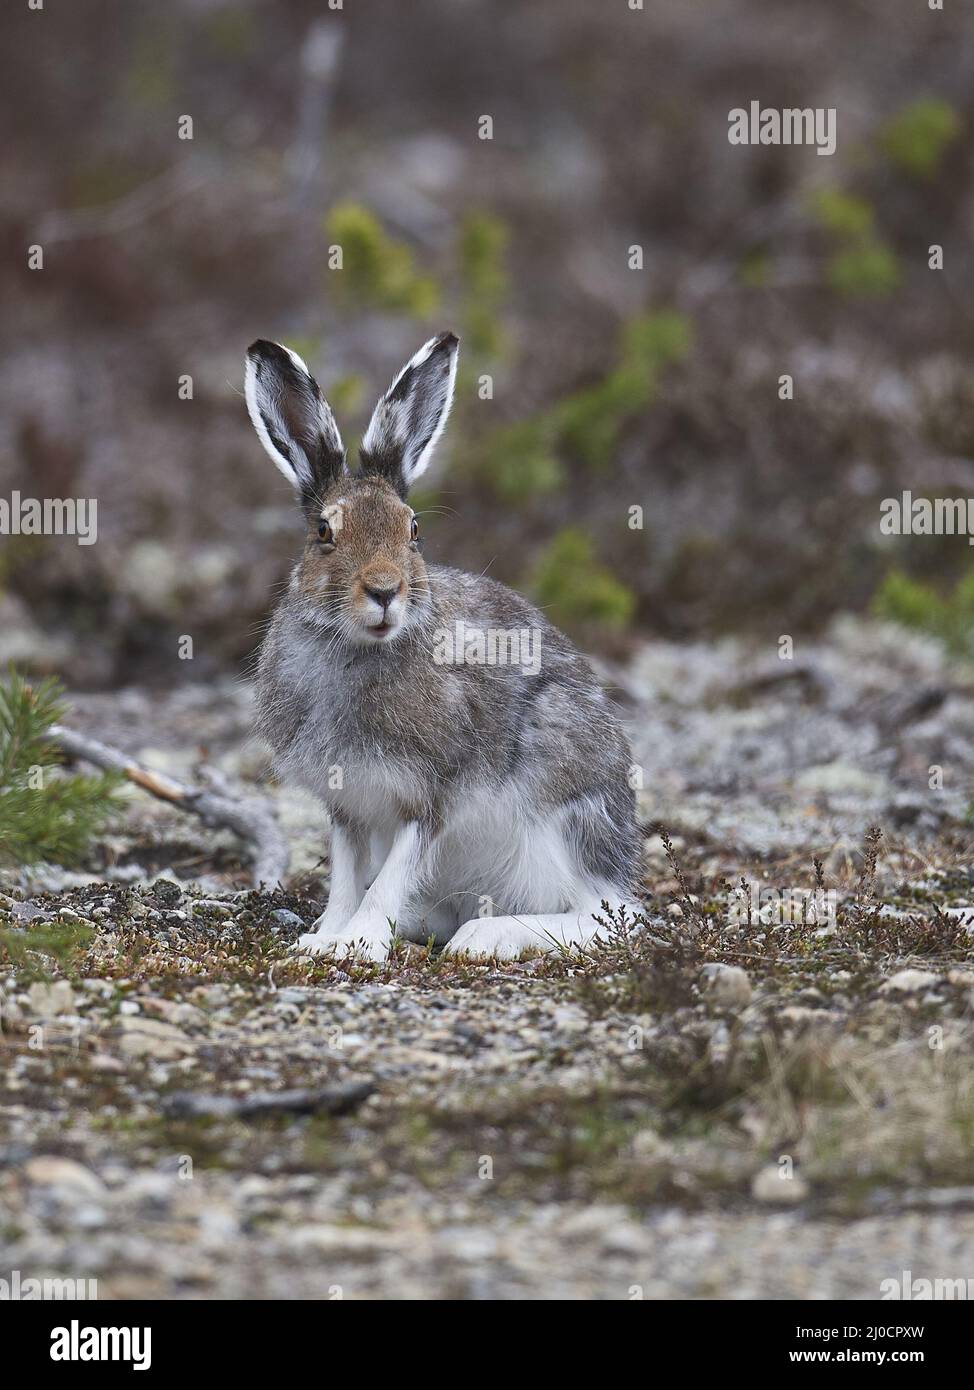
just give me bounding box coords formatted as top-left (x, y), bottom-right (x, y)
top-left (244, 340), bottom-right (347, 506)
top-left (359, 332), bottom-right (458, 497)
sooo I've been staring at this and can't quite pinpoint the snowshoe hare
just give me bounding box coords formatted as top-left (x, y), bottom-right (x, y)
top-left (245, 332), bottom-right (640, 959)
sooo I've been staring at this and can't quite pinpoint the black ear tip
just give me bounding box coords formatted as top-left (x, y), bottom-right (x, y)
top-left (247, 338), bottom-right (277, 360)
top-left (435, 331), bottom-right (459, 351)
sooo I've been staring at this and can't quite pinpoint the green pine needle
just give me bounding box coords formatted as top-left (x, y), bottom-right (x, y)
top-left (0, 667), bottom-right (123, 867)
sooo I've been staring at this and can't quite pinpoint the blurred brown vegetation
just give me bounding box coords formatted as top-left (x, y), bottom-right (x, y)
top-left (1, 0), bottom-right (973, 687)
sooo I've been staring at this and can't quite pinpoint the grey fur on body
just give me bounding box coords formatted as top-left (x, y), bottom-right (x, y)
top-left (255, 565), bottom-right (639, 896)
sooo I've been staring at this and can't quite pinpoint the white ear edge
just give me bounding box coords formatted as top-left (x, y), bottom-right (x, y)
top-left (383, 334), bottom-right (443, 396)
top-left (403, 336), bottom-right (458, 485)
top-left (279, 343), bottom-right (312, 375)
top-left (244, 348), bottom-right (311, 491)
top-left (361, 334), bottom-right (459, 487)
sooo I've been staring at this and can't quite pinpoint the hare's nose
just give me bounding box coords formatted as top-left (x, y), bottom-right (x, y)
top-left (364, 584), bottom-right (399, 609)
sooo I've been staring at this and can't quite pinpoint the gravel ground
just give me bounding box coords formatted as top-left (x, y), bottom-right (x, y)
top-left (2, 617), bottom-right (974, 1300)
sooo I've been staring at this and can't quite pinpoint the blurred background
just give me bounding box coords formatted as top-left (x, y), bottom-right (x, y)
top-left (1, 0), bottom-right (973, 689)
top-left (4, 6), bottom-right (974, 1305)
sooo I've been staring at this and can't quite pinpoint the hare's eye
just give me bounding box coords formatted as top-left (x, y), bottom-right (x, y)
top-left (318, 519), bottom-right (334, 545)
top-left (410, 517), bottom-right (420, 541)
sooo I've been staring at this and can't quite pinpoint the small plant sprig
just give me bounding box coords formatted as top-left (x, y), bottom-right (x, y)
top-left (847, 825), bottom-right (884, 934)
top-left (658, 824), bottom-right (707, 934)
top-left (0, 667), bottom-right (122, 867)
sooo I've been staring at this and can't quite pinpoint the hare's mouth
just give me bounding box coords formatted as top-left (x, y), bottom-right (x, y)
top-left (362, 615), bottom-right (400, 642)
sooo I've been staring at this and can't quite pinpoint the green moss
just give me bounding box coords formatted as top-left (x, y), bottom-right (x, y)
top-left (882, 98), bottom-right (961, 179)
top-left (325, 202), bottom-right (440, 318)
top-left (530, 528), bottom-right (636, 630)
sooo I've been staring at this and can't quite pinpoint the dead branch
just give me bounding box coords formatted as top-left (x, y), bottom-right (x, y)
top-left (48, 724), bottom-right (289, 888)
top-left (35, 162), bottom-right (215, 245)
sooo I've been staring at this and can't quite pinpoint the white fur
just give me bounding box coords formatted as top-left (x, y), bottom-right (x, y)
top-left (296, 775), bottom-right (627, 961)
top-left (297, 821), bottom-right (420, 961)
top-left (297, 821), bottom-right (366, 951)
top-left (444, 910), bottom-right (608, 960)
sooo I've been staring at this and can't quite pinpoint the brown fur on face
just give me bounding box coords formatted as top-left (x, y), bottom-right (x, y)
top-left (296, 477), bottom-right (430, 643)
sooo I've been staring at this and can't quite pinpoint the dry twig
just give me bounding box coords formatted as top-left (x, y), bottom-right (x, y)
top-left (48, 723), bottom-right (289, 887)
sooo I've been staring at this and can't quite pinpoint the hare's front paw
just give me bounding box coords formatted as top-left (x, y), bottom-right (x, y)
top-left (295, 914), bottom-right (393, 962)
top-left (307, 905), bottom-right (351, 937)
top-left (295, 931), bottom-right (339, 957)
top-left (292, 908), bottom-right (350, 957)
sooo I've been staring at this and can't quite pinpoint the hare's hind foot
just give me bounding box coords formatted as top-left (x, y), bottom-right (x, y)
top-left (443, 906), bottom-right (614, 960)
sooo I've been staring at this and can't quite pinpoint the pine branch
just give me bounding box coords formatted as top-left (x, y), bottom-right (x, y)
top-left (0, 668), bottom-right (122, 867)
top-left (0, 668), bottom-right (290, 885)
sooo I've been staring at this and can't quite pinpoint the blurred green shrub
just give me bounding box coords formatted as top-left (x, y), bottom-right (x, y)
top-left (556, 310), bottom-right (691, 468)
top-left (623, 309), bottom-right (692, 371)
top-left (0, 670), bottom-right (122, 867)
top-left (466, 309), bottom-right (690, 498)
top-left (873, 568), bottom-right (974, 655)
top-left (284, 335), bottom-right (322, 370)
top-left (125, 23), bottom-right (176, 109)
top-left (531, 528), bottom-right (636, 630)
top-left (827, 242), bottom-right (902, 298)
top-left (811, 188), bottom-right (875, 239)
top-left (882, 98), bottom-right (961, 179)
top-left (458, 212), bottom-right (510, 360)
top-left (328, 373), bottom-right (366, 417)
top-left (737, 248), bottom-right (773, 288)
top-left (67, 159), bottom-right (152, 209)
top-left (204, 5), bottom-right (259, 58)
top-left (0, 536), bottom-right (40, 593)
top-left (812, 186), bottom-right (901, 299)
top-left (325, 202), bottom-right (440, 317)
top-left (556, 370), bottom-right (649, 471)
top-left (478, 419), bottom-right (563, 504)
